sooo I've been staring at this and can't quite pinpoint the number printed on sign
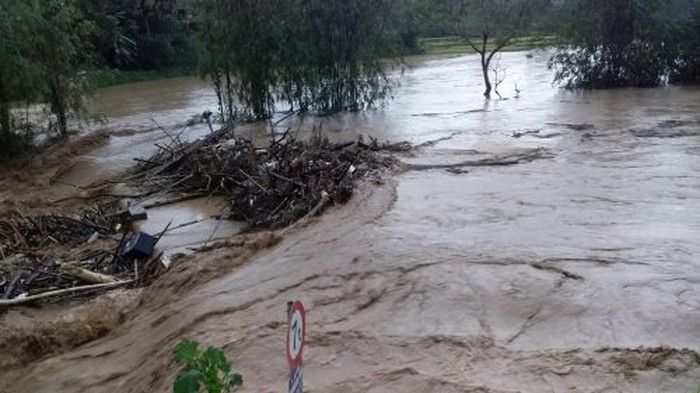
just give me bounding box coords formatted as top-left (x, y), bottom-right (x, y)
top-left (286, 301), bottom-right (306, 370)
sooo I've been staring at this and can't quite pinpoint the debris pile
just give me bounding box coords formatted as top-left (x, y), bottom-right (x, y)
top-left (0, 212), bottom-right (113, 257)
top-left (0, 125), bottom-right (399, 307)
top-left (136, 125), bottom-right (396, 228)
top-left (0, 206), bottom-right (164, 308)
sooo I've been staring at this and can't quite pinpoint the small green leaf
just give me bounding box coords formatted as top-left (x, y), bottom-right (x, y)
top-left (174, 340), bottom-right (200, 363)
top-left (173, 340), bottom-right (242, 393)
top-left (204, 347), bottom-right (231, 373)
top-left (174, 369), bottom-right (202, 393)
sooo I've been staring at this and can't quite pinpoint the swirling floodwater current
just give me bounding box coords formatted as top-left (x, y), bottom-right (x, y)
top-left (7, 51), bottom-right (700, 392)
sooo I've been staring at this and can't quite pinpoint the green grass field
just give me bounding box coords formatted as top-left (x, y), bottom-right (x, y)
top-left (404, 35), bottom-right (562, 64)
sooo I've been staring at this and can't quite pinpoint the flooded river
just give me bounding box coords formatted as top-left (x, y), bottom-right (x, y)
top-left (12, 51), bottom-right (700, 392)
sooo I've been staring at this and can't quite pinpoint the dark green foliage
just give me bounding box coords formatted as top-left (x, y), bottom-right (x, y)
top-left (79, 0), bottom-right (196, 71)
top-left (550, 0), bottom-right (700, 89)
top-left (0, 127), bottom-right (33, 163)
top-left (387, 0), bottom-right (423, 54)
top-left (550, 44), bottom-right (670, 89)
top-left (173, 340), bottom-right (243, 393)
top-left (194, 0), bottom-right (403, 121)
top-left (413, 0), bottom-right (467, 37)
top-left (669, 0), bottom-right (700, 84)
top-left (0, 0), bottom-right (92, 160)
top-left (32, 0), bottom-right (95, 135)
top-left (412, 0), bottom-right (552, 39)
top-left (193, 0), bottom-right (282, 121)
top-left (672, 57), bottom-right (700, 84)
top-left (0, 1), bottom-right (37, 161)
top-left (0, 1), bottom-right (34, 139)
top-left (280, 0), bottom-right (399, 114)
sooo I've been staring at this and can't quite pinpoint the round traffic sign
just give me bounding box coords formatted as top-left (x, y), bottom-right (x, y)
top-left (286, 301), bottom-right (306, 369)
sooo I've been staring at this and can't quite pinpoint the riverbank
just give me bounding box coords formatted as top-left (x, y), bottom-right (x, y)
top-left (419, 35), bottom-right (561, 56)
top-left (87, 67), bottom-right (196, 90)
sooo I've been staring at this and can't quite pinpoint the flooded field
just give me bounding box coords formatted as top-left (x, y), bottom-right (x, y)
top-left (6, 51), bottom-right (700, 392)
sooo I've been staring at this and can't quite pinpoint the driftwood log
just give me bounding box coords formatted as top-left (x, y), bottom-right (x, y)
top-left (59, 263), bottom-right (117, 284)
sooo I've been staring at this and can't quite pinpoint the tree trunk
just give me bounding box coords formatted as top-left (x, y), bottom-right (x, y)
top-left (0, 103), bottom-right (9, 136)
top-left (0, 77), bottom-right (9, 136)
top-left (0, 102), bottom-right (9, 138)
top-left (56, 109), bottom-right (68, 137)
top-left (50, 80), bottom-right (68, 136)
top-left (481, 53), bottom-right (492, 98)
top-left (0, 103), bottom-right (10, 154)
top-left (224, 68), bottom-right (234, 122)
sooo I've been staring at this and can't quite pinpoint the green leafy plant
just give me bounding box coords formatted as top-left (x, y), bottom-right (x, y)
top-left (173, 340), bottom-right (243, 393)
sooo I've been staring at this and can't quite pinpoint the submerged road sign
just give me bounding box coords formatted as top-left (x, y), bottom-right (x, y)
top-left (287, 301), bottom-right (306, 393)
top-left (287, 301), bottom-right (306, 369)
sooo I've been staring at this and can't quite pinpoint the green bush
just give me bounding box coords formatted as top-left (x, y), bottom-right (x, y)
top-left (173, 340), bottom-right (243, 393)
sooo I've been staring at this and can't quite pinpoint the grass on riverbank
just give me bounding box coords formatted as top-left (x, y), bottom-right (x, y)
top-left (406, 35), bottom-right (561, 63)
top-left (87, 67), bottom-right (196, 90)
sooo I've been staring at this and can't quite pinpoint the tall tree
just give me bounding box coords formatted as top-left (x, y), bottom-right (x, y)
top-left (0, 0), bottom-right (39, 159)
top-left (194, 0), bottom-right (403, 121)
top-left (194, 0), bottom-right (282, 121)
top-left (282, 0), bottom-right (400, 114)
top-left (0, 0), bottom-right (93, 145)
top-left (32, 0), bottom-right (94, 136)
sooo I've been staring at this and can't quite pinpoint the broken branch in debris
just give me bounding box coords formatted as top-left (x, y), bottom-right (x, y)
top-left (0, 280), bottom-right (133, 308)
top-left (59, 263), bottom-right (117, 284)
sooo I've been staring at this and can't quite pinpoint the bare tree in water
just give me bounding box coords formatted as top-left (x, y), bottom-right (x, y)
top-left (455, 0), bottom-right (536, 98)
top-left (490, 54), bottom-right (507, 99)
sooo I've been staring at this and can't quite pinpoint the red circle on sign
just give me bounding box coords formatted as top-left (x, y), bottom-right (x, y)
top-left (286, 301), bottom-right (306, 369)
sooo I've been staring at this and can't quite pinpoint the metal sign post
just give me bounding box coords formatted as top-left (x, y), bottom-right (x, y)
top-left (287, 301), bottom-right (306, 393)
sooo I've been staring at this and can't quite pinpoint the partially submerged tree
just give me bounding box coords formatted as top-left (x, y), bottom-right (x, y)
top-left (282, 0), bottom-right (399, 114)
top-left (0, 0), bottom-right (38, 159)
top-left (193, 0), bottom-right (284, 121)
top-left (549, 0), bottom-right (679, 89)
top-left (454, 0), bottom-right (538, 98)
top-left (194, 0), bottom-right (402, 121)
top-left (32, 0), bottom-right (94, 136)
top-left (668, 0), bottom-right (700, 84)
top-left (489, 54), bottom-right (507, 99)
top-left (0, 0), bottom-right (93, 162)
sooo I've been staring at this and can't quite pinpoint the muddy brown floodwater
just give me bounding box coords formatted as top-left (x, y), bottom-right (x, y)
top-left (8, 51), bottom-right (700, 392)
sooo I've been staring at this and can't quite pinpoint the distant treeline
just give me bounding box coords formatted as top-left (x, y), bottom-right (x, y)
top-left (1, 0), bottom-right (700, 161)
